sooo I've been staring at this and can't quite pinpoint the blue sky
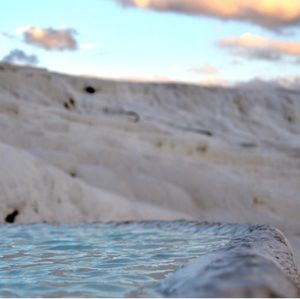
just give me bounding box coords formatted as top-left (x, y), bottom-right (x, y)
top-left (1, 0), bottom-right (300, 85)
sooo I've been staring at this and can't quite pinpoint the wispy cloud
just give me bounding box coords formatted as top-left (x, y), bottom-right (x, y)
top-left (189, 64), bottom-right (218, 75)
top-left (20, 27), bottom-right (78, 51)
top-left (187, 64), bottom-right (226, 86)
top-left (217, 33), bottom-right (300, 61)
top-left (80, 43), bottom-right (97, 50)
top-left (1, 32), bottom-right (15, 39)
top-left (198, 76), bottom-right (227, 87)
top-left (114, 0), bottom-right (300, 30)
top-left (2, 49), bottom-right (39, 65)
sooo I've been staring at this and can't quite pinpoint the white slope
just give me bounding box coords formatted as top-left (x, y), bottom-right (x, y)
top-left (0, 142), bottom-right (189, 223)
top-left (0, 63), bottom-right (299, 236)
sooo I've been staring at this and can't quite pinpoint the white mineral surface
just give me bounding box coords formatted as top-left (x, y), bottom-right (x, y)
top-left (0, 63), bottom-right (300, 295)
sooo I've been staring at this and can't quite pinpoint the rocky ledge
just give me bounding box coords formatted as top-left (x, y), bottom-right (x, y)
top-left (160, 224), bottom-right (300, 297)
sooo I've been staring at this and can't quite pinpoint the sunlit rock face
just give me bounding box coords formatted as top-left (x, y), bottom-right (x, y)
top-left (0, 63), bottom-right (299, 230)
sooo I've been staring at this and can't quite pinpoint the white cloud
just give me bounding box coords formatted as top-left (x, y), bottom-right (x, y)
top-left (189, 64), bottom-right (218, 75)
top-left (114, 0), bottom-right (300, 30)
top-left (21, 27), bottom-right (78, 51)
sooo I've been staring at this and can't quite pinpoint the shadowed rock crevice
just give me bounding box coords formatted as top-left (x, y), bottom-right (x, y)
top-left (5, 210), bottom-right (19, 223)
top-left (103, 107), bottom-right (140, 123)
top-left (84, 86), bottom-right (96, 94)
top-left (63, 97), bottom-right (76, 110)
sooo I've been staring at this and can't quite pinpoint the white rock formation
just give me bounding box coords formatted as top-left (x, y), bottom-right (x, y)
top-left (0, 62), bottom-right (299, 267)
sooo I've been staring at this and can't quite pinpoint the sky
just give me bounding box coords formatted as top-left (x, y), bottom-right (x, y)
top-left (1, 0), bottom-right (300, 85)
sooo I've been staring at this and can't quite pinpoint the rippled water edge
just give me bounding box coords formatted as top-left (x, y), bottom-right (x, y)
top-left (0, 221), bottom-right (299, 297)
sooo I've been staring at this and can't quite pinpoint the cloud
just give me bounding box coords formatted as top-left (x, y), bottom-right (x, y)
top-left (114, 0), bottom-right (300, 30)
top-left (217, 33), bottom-right (300, 61)
top-left (1, 32), bottom-right (15, 39)
top-left (187, 64), bottom-right (226, 86)
top-left (2, 49), bottom-right (39, 65)
top-left (189, 64), bottom-right (218, 75)
top-left (198, 75), bottom-right (228, 87)
top-left (21, 27), bottom-right (78, 51)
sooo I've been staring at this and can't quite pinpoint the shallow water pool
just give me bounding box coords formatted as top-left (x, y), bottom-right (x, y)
top-left (0, 221), bottom-right (237, 297)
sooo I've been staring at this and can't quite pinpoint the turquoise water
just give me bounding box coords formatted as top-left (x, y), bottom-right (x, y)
top-left (0, 221), bottom-right (232, 297)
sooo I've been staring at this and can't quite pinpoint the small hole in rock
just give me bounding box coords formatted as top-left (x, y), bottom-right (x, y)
top-left (69, 98), bottom-right (76, 107)
top-left (198, 129), bottom-right (213, 137)
top-left (5, 210), bottom-right (19, 223)
top-left (64, 102), bottom-right (70, 109)
top-left (70, 171), bottom-right (77, 178)
top-left (127, 111), bottom-right (140, 123)
top-left (84, 86), bottom-right (96, 94)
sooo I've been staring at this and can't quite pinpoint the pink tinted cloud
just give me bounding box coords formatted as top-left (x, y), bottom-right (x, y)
top-left (115, 0), bottom-right (300, 30)
top-left (217, 33), bottom-right (300, 61)
top-left (22, 27), bottom-right (78, 51)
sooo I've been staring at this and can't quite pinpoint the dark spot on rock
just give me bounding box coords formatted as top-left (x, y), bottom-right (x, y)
top-left (70, 171), bottom-right (77, 178)
top-left (266, 291), bottom-right (280, 298)
top-left (64, 102), bottom-right (70, 109)
top-left (240, 142), bottom-right (257, 148)
top-left (84, 86), bottom-right (96, 94)
top-left (181, 127), bottom-right (213, 136)
top-left (274, 234), bottom-right (286, 244)
top-left (155, 140), bottom-right (163, 148)
top-left (0, 66), bottom-right (5, 71)
top-left (127, 111), bottom-right (140, 123)
top-left (103, 107), bottom-right (140, 123)
top-left (34, 207), bottom-right (39, 213)
top-left (69, 98), bottom-right (76, 107)
top-left (196, 129), bottom-right (213, 137)
top-left (5, 210), bottom-right (19, 223)
top-left (253, 197), bottom-right (261, 205)
top-left (196, 144), bottom-right (208, 153)
top-left (287, 116), bottom-right (293, 123)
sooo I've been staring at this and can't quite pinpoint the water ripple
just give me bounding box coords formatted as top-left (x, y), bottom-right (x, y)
top-left (0, 221), bottom-right (243, 297)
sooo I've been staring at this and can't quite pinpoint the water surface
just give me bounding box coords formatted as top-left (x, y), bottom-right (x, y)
top-left (0, 221), bottom-right (235, 297)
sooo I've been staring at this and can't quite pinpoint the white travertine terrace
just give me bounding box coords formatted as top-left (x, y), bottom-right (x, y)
top-left (0, 63), bottom-right (299, 294)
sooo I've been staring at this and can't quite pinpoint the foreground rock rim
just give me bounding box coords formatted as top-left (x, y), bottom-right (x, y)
top-left (160, 222), bottom-right (300, 298)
